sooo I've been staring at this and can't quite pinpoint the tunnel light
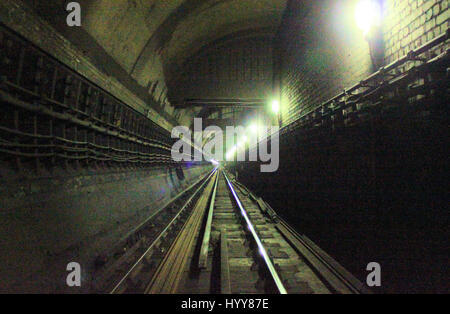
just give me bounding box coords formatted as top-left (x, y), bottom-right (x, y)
top-left (271, 100), bottom-right (280, 114)
top-left (238, 136), bottom-right (248, 148)
top-left (226, 146), bottom-right (237, 160)
top-left (355, 0), bottom-right (381, 36)
top-left (249, 123), bottom-right (258, 134)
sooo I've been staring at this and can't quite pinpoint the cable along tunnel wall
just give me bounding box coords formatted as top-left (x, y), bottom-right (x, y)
top-left (0, 25), bottom-right (213, 293)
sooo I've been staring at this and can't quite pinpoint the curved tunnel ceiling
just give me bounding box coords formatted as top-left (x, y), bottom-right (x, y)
top-left (145, 0), bottom-right (286, 80)
top-left (25, 0), bottom-right (287, 125)
top-left (83, 0), bottom-right (287, 86)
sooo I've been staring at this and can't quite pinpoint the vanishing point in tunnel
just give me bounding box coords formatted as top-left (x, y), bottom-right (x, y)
top-left (0, 0), bottom-right (448, 296)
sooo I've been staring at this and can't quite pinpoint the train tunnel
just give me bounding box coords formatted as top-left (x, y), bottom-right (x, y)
top-left (0, 0), bottom-right (448, 295)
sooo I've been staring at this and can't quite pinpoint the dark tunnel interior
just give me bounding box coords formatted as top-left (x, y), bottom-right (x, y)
top-left (0, 0), bottom-right (448, 295)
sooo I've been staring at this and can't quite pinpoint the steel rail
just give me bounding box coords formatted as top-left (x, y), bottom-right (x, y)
top-left (145, 171), bottom-right (218, 293)
top-left (275, 219), bottom-right (366, 294)
top-left (198, 170), bottom-right (219, 269)
top-left (229, 177), bottom-right (369, 294)
top-left (223, 171), bottom-right (288, 294)
top-left (123, 169), bottom-right (215, 241)
top-left (110, 167), bottom-right (218, 294)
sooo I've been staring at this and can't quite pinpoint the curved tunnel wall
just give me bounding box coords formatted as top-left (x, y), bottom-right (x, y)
top-left (236, 0), bottom-right (449, 293)
top-left (17, 0), bottom-right (287, 126)
top-left (0, 0), bottom-right (218, 292)
top-left (0, 164), bottom-right (213, 293)
top-left (0, 0), bottom-right (447, 294)
top-left (172, 36), bottom-right (274, 102)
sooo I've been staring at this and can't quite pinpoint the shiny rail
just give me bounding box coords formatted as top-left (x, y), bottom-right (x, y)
top-left (198, 171), bottom-right (219, 269)
top-left (231, 176), bottom-right (370, 294)
top-left (223, 171), bottom-right (288, 294)
top-left (110, 168), bottom-right (218, 294)
top-left (144, 171), bottom-right (218, 293)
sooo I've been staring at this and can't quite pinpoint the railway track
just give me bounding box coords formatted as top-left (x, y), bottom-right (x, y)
top-left (106, 169), bottom-right (369, 294)
top-left (99, 169), bottom-right (218, 293)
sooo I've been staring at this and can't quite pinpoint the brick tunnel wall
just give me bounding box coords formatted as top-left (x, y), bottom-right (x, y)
top-left (383, 0), bottom-right (448, 64)
top-left (172, 36), bottom-right (274, 101)
top-left (277, 0), bottom-right (448, 126)
top-left (237, 0), bottom-right (449, 293)
top-left (276, 0), bottom-right (373, 126)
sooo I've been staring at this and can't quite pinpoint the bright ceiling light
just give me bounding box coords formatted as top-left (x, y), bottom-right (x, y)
top-left (271, 100), bottom-right (280, 114)
top-left (355, 0), bottom-right (381, 36)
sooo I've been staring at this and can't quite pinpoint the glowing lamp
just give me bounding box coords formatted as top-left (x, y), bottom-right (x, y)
top-left (355, 0), bottom-right (381, 36)
top-left (271, 100), bottom-right (280, 114)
